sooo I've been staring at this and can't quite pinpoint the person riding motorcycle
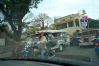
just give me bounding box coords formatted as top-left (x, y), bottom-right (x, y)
top-left (38, 30), bottom-right (48, 59)
top-left (70, 35), bottom-right (76, 46)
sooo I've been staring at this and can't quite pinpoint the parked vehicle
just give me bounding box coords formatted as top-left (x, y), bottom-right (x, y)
top-left (79, 28), bottom-right (99, 47)
top-left (37, 30), bottom-right (68, 51)
top-left (95, 36), bottom-right (99, 56)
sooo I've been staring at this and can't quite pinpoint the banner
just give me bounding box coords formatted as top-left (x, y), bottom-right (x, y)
top-left (82, 16), bottom-right (88, 21)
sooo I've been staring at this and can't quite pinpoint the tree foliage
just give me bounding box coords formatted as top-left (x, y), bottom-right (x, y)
top-left (88, 18), bottom-right (99, 28)
top-left (0, 0), bottom-right (43, 41)
top-left (41, 26), bottom-right (45, 30)
top-left (35, 13), bottom-right (50, 27)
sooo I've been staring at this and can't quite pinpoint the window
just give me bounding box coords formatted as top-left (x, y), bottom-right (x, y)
top-left (78, 33), bottom-right (82, 36)
top-left (56, 23), bottom-right (67, 29)
top-left (56, 26), bottom-right (58, 30)
top-left (60, 24), bottom-right (63, 29)
top-left (63, 23), bottom-right (67, 28)
top-left (61, 24), bottom-right (65, 28)
top-left (82, 32), bottom-right (88, 35)
top-left (84, 38), bottom-right (89, 42)
top-left (69, 21), bottom-right (73, 27)
top-left (58, 25), bottom-right (61, 29)
top-left (56, 25), bottom-right (60, 30)
top-left (52, 33), bottom-right (58, 37)
top-left (57, 25), bottom-right (60, 29)
top-left (96, 30), bottom-right (99, 34)
top-left (75, 20), bottom-right (79, 27)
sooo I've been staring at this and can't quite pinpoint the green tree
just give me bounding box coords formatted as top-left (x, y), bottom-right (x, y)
top-left (0, 0), bottom-right (43, 41)
top-left (41, 26), bottom-right (45, 30)
top-left (88, 18), bottom-right (99, 28)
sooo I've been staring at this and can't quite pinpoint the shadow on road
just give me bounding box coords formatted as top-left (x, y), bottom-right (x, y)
top-left (55, 54), bottom-right (91, 62)
top-left (80, 45), bottom-right (95, 48)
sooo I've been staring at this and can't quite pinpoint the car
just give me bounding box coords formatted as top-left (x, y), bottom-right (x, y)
top-left (95, 37), bottom-right (99, 56)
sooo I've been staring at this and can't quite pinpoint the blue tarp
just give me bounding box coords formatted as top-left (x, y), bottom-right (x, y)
top-left (70, 38), bottom-right (73, 41)
top-left (70, 38), bottom-right (81, 42)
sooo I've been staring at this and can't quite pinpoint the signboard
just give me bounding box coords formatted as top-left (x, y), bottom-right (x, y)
top-left (82, 22), bottom-right (87, 26)
top-left (82, 16), bottom-right (88, 21)
top-left (81, 22), bottom-right (86, 29)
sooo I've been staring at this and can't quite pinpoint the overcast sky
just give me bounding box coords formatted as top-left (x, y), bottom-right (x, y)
top-left (1, 0), bottom-right (99, 21)
top-left (29, 0), bottom-right (99, 19)
top-left (0, 0), bottom-right (99, 27)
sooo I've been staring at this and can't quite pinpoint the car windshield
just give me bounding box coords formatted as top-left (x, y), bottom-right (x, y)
top-left (0, 0), bottom-right (99, 65)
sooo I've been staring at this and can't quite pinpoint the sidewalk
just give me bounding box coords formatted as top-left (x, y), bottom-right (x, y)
top-left (0, 51), bottom-right (12, 58)
top-left (0, 45), bottom-right (16, 58)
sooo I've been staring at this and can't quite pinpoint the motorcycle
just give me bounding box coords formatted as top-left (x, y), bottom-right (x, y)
top-left (19, 41), bottom-right (55, 59)
top-left (12, 44), bottom-right (22, 59)
top-left (30, 47), bottom-right (55, 59)
top-left (19, 42), bottom-right (31, 59)
top-left (31, 41), bottom-right (56, 59)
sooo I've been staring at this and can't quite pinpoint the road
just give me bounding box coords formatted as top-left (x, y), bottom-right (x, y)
top-left (1, 44), bottom-right (99, 65)
top-left (54, 45), bottom-right (99, 64)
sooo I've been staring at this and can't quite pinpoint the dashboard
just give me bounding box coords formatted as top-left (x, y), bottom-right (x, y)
top-left (0, 58), bottom-right (98, 66)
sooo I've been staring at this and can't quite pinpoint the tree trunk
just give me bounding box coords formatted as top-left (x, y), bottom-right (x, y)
top-left (14, 23), bottom-right (22, 42)
top-left (14, 31), bottom-right (22, 42)
top-left (42, 20), bottom-right (44, 27)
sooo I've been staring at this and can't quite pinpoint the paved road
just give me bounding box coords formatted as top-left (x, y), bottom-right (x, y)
top-left (1, 44), bottom-right (99, 65)
top-left (55, 46), bottom-right (99, 64)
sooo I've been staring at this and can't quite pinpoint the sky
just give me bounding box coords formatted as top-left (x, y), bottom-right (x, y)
top-left (1, 0), bottom-right (99, 21)
top-left (0, 0), bottom-right (99, 32)
top-left (29, 0), bottom-right (99, 19)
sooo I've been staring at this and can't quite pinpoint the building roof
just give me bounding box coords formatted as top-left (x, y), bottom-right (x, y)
top-left (54, 13), bottom-right (78, 20)
top-left (54, 19), bottom-right (74, 26)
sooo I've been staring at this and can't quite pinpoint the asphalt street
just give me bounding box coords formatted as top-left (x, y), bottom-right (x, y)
top-left (54, 45), bottom-right (99, 65)
top-left (1, 44), bottom-right (99, 65)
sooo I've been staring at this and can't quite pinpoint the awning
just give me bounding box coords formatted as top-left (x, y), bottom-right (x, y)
top-left (38, 30), bottom-right (67, 33)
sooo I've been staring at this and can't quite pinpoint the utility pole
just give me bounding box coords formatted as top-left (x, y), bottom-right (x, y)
top-left (47, 21), bottom-right (48, 28)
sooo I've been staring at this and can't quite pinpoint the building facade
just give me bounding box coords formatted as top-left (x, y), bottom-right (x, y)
top-left (54, 13), bottom-right (85, 35)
